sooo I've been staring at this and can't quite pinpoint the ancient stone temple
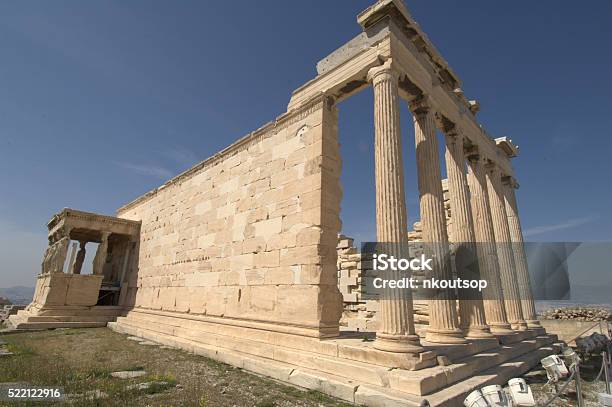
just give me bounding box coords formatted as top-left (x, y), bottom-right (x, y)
top-left (10, 1), bottom-right (561, 405)
top-left (9, 209), bottom-right (140, 328)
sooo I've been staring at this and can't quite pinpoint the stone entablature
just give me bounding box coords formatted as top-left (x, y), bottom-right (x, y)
top-left (48, 208), bottom-right (141, 243)
top-left (289, 0), bottom-right (513, 178)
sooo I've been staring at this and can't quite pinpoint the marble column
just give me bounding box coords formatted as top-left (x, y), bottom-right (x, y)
top-left (66, 241), bottom-right (78, 274)
top-left (443, 128), bottom-right (493, 338)
top-left (466, 153), bottom-right (513, 333)
top-left (368, 60), bottom-right (423, 353)
top-left (410, 97), bottom-right (466, 344)
top-left (485, 164), bottom-right (527, 330)
top-left (502, 176), bottom-right (541, 329)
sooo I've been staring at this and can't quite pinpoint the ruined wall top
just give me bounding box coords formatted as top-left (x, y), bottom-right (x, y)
top-left (116, 93), bottom-right (331, 215)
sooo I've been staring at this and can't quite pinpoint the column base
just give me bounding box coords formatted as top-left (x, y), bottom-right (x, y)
top-left (425, 328), bottom-right (468, 344)
top-left (526, 319), bottom-right (543, 328)
top-left (511, 321), bottom-right (528, 331)
top-left (465, 325), bottom-right (496, 339)
top-left (489, 322), bottom-right (514, 335)
top-left (529, 327), bottom-right (547, 336)
top-left (373, 332), bottom-right (424, 353)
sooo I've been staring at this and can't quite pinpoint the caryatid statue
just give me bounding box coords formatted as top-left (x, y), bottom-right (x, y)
top-left (72, 241), bottom-right (87, 275)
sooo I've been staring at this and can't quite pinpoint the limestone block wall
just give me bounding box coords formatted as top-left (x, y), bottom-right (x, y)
top-left (336, 235), bottom-right (363, 303)
top-left (29, 273), bottom-right (103, 309)
top-left (116, 95), bottom-right (343, 337)
top-left (336, 235), bottom-right (379, 331)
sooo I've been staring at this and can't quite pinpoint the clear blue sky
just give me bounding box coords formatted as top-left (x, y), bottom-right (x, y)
top-left (1, 1), bottom-right (611, 287)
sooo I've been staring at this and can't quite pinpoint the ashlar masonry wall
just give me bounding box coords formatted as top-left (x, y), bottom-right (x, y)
top-left (117, 95), bottom-right (343, 338)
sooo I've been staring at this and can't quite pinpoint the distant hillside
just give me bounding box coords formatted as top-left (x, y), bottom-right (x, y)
top-left (0, 286), bottom-right (34, 305)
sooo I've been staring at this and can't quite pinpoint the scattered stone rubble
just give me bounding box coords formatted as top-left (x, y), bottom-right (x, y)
top-left (337, 235), bottom-right (380, 331)
top-left (126, 381), bottom-right (169, 391)
top-left (0, 339), bottom-right (13, 357)
top-left (539, 307), bottom-right (612, 322)
top-left (111, 370), bottom-right (147, 379)
top-left (0, 302), bottom-right (26, 323)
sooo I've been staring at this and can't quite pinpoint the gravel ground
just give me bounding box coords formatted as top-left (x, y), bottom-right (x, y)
top-left (0, 327), bottom-right (354, 407)
top-left (523, 353), bottom-right (610, 407)
top-left (1, 326), bottom-right (610, 406)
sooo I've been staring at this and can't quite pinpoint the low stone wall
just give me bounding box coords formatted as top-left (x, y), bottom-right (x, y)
top-left (30, 273), bottom-right (103, 308)
top-left (0, 305), bottom-right (25, 323)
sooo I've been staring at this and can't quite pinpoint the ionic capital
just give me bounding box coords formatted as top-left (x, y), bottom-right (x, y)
top-left (435, 113), bottom-right (459, 136)
top-left (484, 160), bottom-right (498, 173)
top-left (465, 146), bottom-right (481, 163)
top-left (502, 175), bottom-right (519, 189)
top-left (443, 126), bottom-right (463, 145)
top-left (367, 59), bottom-right (400, 86)
top-left (409, 95), bottom-right (433, 118)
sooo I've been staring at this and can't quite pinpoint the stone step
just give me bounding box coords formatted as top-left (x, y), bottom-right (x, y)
top-left (5, 306), bottom-right (124, 330)
top-left (426, 343), bottom-right (561, 407)
top-left (21, 315), bottom-right (116, 323)
top-left (421, 337), bottom-right (499, 363)
top-left (372, 334), bottom-right (557, 396)
top-left (110, 317), bottom-right (560, 407)
top-left (108, 320), bottom-right (427, 407)
top-left (117, 311), bottom-right (436, 371)
top-left (11, 320), bottom-right (108, 330)
top-left (31, 306), bottom-right (124, 317)
top-left (114, 311), bottom-right (558, 398)
top-left (113, 316), bottom-right (399, 388)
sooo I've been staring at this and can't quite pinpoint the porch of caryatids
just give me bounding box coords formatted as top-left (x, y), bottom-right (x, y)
top-left (466, 153), bottom-right (513, 333)
top-left (93, 231), bottom-right (111, 276)
top-left (410, 97), bottom-right (466, 344)
top-left (368, 59), bottom-right (423, 353)
top-left (71, 240), bottom-right (87, 275)
top-left (502, 176), bottom-right (542, 330)
top-left (442, 126), bottom-right (493, 339)
top-left (485, 164), bottom-right (527, 331)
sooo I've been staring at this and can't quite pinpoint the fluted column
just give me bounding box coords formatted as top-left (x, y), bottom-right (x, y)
top-left (410, 98), bottom-right (466, 344)
top-left (485, 164), bottom-right (527, 330)
top-left (502, 176), bottom-right (541, 329)
top-left (443, 128), bottom-right (493, 339)
top-left (368, 60), bottom-right (423, 353)
top-left (466, 153), bottom-right (513, 333)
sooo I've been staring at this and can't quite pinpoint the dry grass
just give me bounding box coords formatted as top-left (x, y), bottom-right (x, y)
top-left (0, 327), bottom-right (355, 407)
